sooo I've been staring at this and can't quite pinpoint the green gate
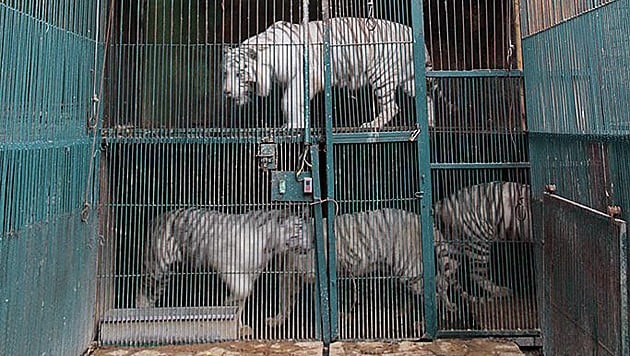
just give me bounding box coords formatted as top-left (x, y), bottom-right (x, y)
top-left (522, 0), bottom-right (630, 353)
top-left (0, 1), bottom-right (106, 355)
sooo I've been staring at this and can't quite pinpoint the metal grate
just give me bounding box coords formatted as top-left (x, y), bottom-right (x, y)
top-left (97, 0), bottom-right (537, 344)
top-left (520, 0), bottom-right (618, 36)
top-left (1, 1), bottom-right (105, 355)
top-left (424, 0), bottom-right (536, 337)
top-left (542, 192), bottom-right (627, 355)
top-left (522, 0), bottom-right (630, 353)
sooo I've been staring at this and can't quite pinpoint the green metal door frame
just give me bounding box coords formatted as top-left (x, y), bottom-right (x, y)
top-left (315, 0), bottom-right (437, 341)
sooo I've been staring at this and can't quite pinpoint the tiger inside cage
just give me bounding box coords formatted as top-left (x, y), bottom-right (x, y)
top-left (98, 0), bottom-right (535, 344)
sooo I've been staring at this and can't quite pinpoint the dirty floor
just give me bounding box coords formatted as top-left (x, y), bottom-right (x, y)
top-left (92, 339), bottom-right (528, 355)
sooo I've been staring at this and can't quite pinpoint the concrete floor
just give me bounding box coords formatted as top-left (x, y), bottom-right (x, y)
top-left (92, 339), bottom-right (530, 355)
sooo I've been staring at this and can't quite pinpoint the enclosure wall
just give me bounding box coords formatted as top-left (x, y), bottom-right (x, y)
top-left (521, 0), bottom-right (630, 353)
top-left (97, 0), bottom-right (536, 344)
top-left (0, 1), bottom-right (104, 354)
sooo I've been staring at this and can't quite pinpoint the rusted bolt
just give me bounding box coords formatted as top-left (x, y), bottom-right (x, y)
top-left (607, 205), bottom-right (622, 217)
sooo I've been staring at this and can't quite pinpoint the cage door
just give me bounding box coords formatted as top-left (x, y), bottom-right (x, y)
top-left (542, 192), bottom-right (628, 355)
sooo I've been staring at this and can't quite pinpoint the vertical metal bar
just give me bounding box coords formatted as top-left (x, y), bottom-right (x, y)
top-left (320, 0), bottom-right (338, 341)
top-left (310, 145), bottom-right (331, 345)
top-left (302, 0), bottom-right (311, 140)
top-left (619, 222), bottom-right (628, 356)
top-left (410, 0), bottom-right (437, 339)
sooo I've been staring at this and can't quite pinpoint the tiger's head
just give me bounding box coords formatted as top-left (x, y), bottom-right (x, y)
top-left (264, 211), bottom-right (312, 255)
top-left (223, 46), bottom-right (273, 105)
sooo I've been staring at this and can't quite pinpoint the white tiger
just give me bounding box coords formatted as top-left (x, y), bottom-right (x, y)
top-left (135, 208), bottom-right (312, 310)
top-left (266, 208), bottom-right (457, 327)
top-left (433, 181), bottom-right (531, 300)
top-left (222, 17), bottom-right (435, 128)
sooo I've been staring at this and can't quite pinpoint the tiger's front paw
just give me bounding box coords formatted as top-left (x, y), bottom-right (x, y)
top-left (490, 286), bottom-right (512, 298)
top-left (135, 294), bottom-right (152, 308)
top-left (266, 314), bottom-right (287, 328)
top-left (281, 122), bottom-right (306, 130)
top-left (239, 325), bottom-right (253, 338)
top-left (360, 120), bottom-right (384, 129)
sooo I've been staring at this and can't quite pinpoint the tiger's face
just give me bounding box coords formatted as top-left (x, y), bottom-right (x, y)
top-left (223, 47), bottom-right (257, 105)
top-left (279, 215), bottom-right (313, 254)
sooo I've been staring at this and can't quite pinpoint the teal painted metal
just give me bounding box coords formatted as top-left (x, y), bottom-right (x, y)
top-left (427, 70), bottom-right (524, 78)
top-left (321, 1), bottom-right (339, 341)
top-left (1, 214), bottom-right (99, 355)
top-left (523, 0), bottom-right (629, 138)
top-left (0, 1), bottom-right (105, 354)
top-left (271, 171), bottom-right (315, 203)
top-left (410, 0), bottom-right (437, 340)
top-left (522, 0), bottom-right (630, 352)
top-left (542, 193), bottom-right (627, 355)
top-left (310, 145), bottom-right (332, 345)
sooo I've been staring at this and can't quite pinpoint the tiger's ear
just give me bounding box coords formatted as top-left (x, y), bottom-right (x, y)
top-left (247, 48), bottom-right (257, 60)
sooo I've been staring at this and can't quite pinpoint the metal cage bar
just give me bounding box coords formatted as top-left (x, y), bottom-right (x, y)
top-left (95, 0), bottom-right (538, 344)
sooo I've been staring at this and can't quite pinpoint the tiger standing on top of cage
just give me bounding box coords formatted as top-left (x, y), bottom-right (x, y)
top-left (433, 181), bottom-right (532, 302)
top-left (222, 17), bottom-right (436, 129)
top-left (134, 207), bottom-right (312, 324)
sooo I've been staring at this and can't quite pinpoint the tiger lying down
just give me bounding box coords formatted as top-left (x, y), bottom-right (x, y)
top-left (135, 208), bottom-right (312, 311)
top-left (266, 208), bottom-right (458, 327)
top-left (223, 17), bottom-right (436, 128)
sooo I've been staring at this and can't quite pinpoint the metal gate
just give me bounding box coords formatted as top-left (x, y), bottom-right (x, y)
top-left (96, 0), bottom-right (538, 345)
top-left (542, 192), bottom-right (627, 355)
top-left (0, 1), bottom-right (106, 355)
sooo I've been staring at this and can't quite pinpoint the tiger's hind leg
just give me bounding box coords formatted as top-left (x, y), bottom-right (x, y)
top-left (221, 274), bottom-right (256, 337)
top-left (362, 70), bottom-right (400, 128)
top-left (135, 243), bottom-right (181, 308)
top-left (469, 253), bottom-right (511, 299)
top-left (361, 88), bottom-right (399, 128)
top-left (267, 252), bottom-right (313, 327)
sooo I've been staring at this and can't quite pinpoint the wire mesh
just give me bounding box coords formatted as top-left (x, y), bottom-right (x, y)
top-left (331, 142), bottom-right (425, 339)
top-left (521, 1), bottom-right (630, 352)
top-left (542, 193), bottom-right (627, 355)
top-left (520, 0), bottom-right (617, 36)
top-left (423, 0), bottom-right (536, 335)
top-left (1, 1), bottom-right (104, 355)
top-left (97, 0), bottom-right (538, 344)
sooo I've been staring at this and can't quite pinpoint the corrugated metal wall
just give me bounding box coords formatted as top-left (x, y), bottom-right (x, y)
top-left (521, 0), bottom-right (630, 353)
top-left (0, 1), bottom-right (105, 354)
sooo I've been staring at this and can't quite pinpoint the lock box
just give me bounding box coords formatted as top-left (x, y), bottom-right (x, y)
top-left (271, 171), bottom-right (314, 202)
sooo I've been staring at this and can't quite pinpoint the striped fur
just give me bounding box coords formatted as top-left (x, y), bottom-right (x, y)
top-left (267, 208), bottom-right (456, 326)
top-left (434, 181), bottom-right (531, 299)
top-left (223, 18), bottom-right (435, 128)
top-left (135, 208), bottom-right (311, 309)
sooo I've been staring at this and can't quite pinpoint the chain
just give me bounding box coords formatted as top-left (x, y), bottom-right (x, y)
top-left (366, 0), bottom-right (376, 31)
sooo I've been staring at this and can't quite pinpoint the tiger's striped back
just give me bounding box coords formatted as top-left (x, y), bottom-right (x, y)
top-left (223, 17), bottom-right (436, 128)
top-left (267, 208), bottom-right (459, 326)
top-left (433, 181), bottom-right (531, 299)
top-left (135, 208), bottom-right (310, 308)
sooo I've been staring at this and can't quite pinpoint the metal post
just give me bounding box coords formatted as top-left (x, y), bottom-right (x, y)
top-left (310, 145), bottom-right (332, 345)
top-left (321, 0), bottom-right (339, 341)
top-left (410, 0), bottom-right (437, 339)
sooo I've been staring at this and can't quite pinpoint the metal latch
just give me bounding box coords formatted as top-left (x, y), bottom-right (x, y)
top-left (256, 143), bottom-right (277, 171)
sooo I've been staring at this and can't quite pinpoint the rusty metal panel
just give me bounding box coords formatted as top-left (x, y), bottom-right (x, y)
top-left (543, 192), bottom-right (627, 356)
top-left (1, 1), bottom-right (105, 355)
